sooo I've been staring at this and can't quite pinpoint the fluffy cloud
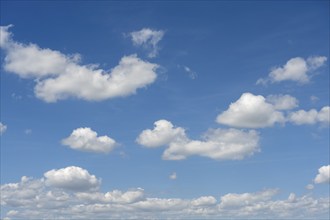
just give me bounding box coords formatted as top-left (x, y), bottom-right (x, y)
top-left (44, 166), bottom-right (101, 191)
top-left (288, 106), bottom-right (330, 125)
top-left (1, 174), bottom-right (329, 219)
top-left (62, 127), bottom-right (117, 153)
top-left (216, 93), bottom-right (286, 128)
top-left (314, 165), bottom-right (330, 184)
top-left (137, 120), bottom-right (260, 160)
top-left (266, 94), bottom-right (299, 110)
top-left (0, 25), bottom-right (158, 102)
top-left (136, 120), bottom-right (186, 147)
top-left (0, 122), bottom-right (7, 135)
top-left (257, 56), bottom-right (327, 85)
top-left (130, 28), bottom-right (164, 58)
top-left (219, 189), bottom-right (278, 208)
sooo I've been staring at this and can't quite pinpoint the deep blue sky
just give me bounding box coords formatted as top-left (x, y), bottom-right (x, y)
top-left (0, 1), bottom-right (329, 219)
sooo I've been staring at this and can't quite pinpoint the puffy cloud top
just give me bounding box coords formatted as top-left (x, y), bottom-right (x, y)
top-left (289, 106), bottom-right (330, 125)
top-left (314, 165), bottom-right (330, 184)
top-left (216, 93), bottom-right (285, 128)
top-left (257, 56), bottom-right (327, 85)
top-left (0, 122), bottom-right (7, 135)
top-left (44, 166), bottom-right (101, 191)
top-left (62, 127), bottom-right (117, 154)
top-left (0, 26), bottom-right (158, 102)
top-left (136, 120), bottom-right (186, 147)
top-left (137, 120), bottom-right (260, 161)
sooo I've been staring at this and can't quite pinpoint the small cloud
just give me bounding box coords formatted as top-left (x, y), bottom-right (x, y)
top-left (314, 165), bottom-right (330, 184)
top-left (305, 184), bottom-right (314, 190)
top-left (310, 95), bottom-right (319, 103)
top-left (288, 106), bottom-right (330, 126)
top-left (169, 172), bottom-right (177, 180)
top-left (257, 56), bottom-right (327, 85)
top-left (0, 122), bottom-right (7, 135)
top-left (24, 129), bottom-right (32, 135)
top-left (216, 93), bottom-right (285, 128)
top-left (179, 65), bottom-right (197, 79)
top-left (129, 28), bottom-right (165, 58)
top-left (62, 127), bottom-right (117, 154)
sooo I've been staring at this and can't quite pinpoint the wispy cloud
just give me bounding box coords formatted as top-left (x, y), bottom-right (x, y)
top-left (130, 28), bottom-right (165, 58)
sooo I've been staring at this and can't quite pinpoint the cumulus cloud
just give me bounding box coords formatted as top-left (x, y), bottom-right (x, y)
top-left (137, 120), bottom-right (260, 160)
top-left (219, 189), bottom-right (278, 208)
top-left (257, 56), bottom-right (327, 85)
top-left (169, 172), bottom-right (177, 180)
top-left (314, 165), bottom-right (330, 184)
top-left (266, 94), bottom-right (299, 110)
top-left (1, 174), bottom-right (329, 219)
top-left (62, 127), bottom-right (117, 154)
top-left (288, 106), bottom-right (330, 125)
top-left (216, 93), bottom-right (286, 128)
top-left (136, 120), bottom-right (186, 148)
top-left (0, 25), bottom-right (158, 102)
top-left (0, 122), bottom-right (7, 135)
top-left (44, 166), bottom-right (101, 191)
top-left (130, 28), bottom-right (164, 58)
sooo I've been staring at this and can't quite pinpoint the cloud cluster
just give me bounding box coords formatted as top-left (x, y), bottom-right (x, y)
top-left (314, 165), bottom-right (330, 184)
top-left (130, 28), bottom-right (164, 58)
top-left (257, 56), bottom-right (327, 85)
top-left (137, 120), bottom-right (260, 160)
top-left (0, 122), bottom-right (7, 135)
top-left (62, 127), bottom-right (117, 153)
top-left (216, 93), bottom-right (329, 128)
top-left (0, 25), bottom-right (158, 102)
top-left (1, 168), bottom-right (329, 219)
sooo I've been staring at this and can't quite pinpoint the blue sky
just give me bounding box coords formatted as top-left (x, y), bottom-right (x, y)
top-left (0, 1), bottom-right (329, 219)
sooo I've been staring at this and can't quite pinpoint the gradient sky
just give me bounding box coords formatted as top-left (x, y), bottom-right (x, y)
top-left (0, 1), bottom-right (329, 219)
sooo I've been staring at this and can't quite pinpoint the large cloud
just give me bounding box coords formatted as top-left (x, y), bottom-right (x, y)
top-left (62, 127), bottom-right (117, 153)
top-left (0, 122), bottom-right (7, 135)
top-left (130, 28), bottom-right (164, 58)
top-left (0, 25), bottom-right (158, 102)
top-left (1, 173), bottom-right (329, 219)
top-left (216, 93), bottom-right (286, 128)
top-left (257, 56), bottom-right (327, 85)
top-left (314, 165), bottom-right (330, 184)
top-left (44, 166), bottom-right (101, 191)
top-left (137, 120), bottom-right (260, 160)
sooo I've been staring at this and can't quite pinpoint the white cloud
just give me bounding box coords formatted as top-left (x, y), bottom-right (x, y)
top-left (219, 189), bottom-right (278, 208)
top-left (216, 93), bottom-right (286, 128)
top-left (257, 56), bottom-right (327, 85)
top-left (44, 166), bottom-right (101, 191)
top-left (130, 28), bottom-right (164, 58)
top-left (288, 106), bottom-right (330, 125)
top-left (182, 65), bottom-right (197, 79)
top-left (266, 94), bottom-right (299, 110)
top-left (137, 120), bottom-right (260, 161)
top-left (62, 127), bottom-right (117, 154)
top-left (169, 172), bottom-right (177, 180)
top-left (306, 184), bottom-right (314, 190)
top-left (0, 122), bottom-right (7, 135)
top-left (0, 26), bottom-right (158, 102)
top-left (314, 165), bottom-right (330, 184)
top-left (136, 120), bottom-right (186, 148)
top-left (1, 175), bottom-right (329, 219)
